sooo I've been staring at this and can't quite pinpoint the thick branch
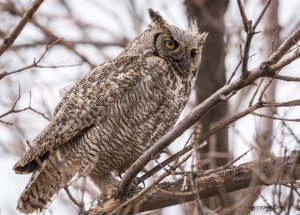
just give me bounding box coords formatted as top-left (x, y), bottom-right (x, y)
top-left (0, 0), bottom-right (44, 56)
top-left (90, 151), bottom-right (300, 214)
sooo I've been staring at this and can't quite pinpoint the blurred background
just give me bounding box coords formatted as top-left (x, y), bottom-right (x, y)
top-left (0, 0), bottom-right (300, 214)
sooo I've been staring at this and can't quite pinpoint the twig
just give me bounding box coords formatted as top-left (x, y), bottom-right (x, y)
top-left (191, 147), bottom-right (204, 215)
top-left (262, 99), bottom-right (300, 107)
top-left (197, 147), bottom-right (254, 177)
top-left (253, 0), bottom-right (272, 30)
top-left (64, 187), bottom-right (88, 215)
top-left (282, 121), bottom-right (300, 144)
top-left (12, 40), bottom-right (126, 49)
top-left (249, 78), bottom-right (264, 107)
top-left (252, 112), bottom-right (300, 122)
top-left (0, 38), bottom-right (69, 80)
top-left (258, 193), bottom-right (277, 214)
top-left (269, 26), bottom-right (300, 64)
top-left (226, 59), bottom-right (242, 84)
top-left (2, 2), bottom-right (95, 67)
top-left (0, 0), bottom-right (45, 56)
top-left (257, 77), bottom-right (275, 102)
top-left (269, 49), bottom-right (300, 72)
top-left (237, 0), bottom-right (272, 78)
top-left (237, 0), bottom-right (249, 32)
top-left (137, 133), bottom-right (194, 184)
top-left (273, 74), bottom-right (300, 82)
top-left (0, 87), bottom-right (50, 124)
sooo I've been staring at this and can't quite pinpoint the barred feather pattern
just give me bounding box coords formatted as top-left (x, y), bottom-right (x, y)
top-left (16, 142), bottom-right (78, 213)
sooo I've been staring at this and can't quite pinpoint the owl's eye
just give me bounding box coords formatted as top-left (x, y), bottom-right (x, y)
top-left (190, 49), bottom-right (198, 58)
top-left (164, 40), bottom-right (177, 50)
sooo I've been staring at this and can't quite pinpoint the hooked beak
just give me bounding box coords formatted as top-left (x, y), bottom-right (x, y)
top-left (176, 56), bottom-right (188, 70)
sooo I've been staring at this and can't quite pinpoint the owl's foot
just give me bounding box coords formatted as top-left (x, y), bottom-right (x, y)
top-left (132, 176), bottom-right (145, 187)
top-left (111, 183), bottom-right (143, 201)
top-left (99, 179), bottom-right (120, 202)
top-left (91, 173), bottom-right (143, 202)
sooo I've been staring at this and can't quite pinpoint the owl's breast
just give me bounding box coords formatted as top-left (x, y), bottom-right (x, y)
top-left (76, 71), bottom-right (192, 173)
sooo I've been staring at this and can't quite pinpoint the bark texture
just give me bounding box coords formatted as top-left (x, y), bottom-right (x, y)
top-left (89, 151), bottom-right (300, 214)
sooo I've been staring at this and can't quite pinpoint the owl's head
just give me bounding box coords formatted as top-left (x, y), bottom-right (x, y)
top-left (118, 9), bottom-right (207, 78)
top-left (148, 9), bottom-right (207, 77)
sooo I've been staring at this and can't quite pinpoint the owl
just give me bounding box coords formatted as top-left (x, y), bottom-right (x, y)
top-left (13, 9), bottom-right (207, 213)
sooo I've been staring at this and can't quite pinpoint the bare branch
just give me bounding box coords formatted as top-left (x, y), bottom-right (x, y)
top-left (90, 150), bottom-right (300, 214)
top-left (269, 49), bottom-right (300, 72)
top-left (273, 74), bottom-right (300, 82)
top-left (0, 0), bottom-right (45, 56)
top-left (64, 188), bottom-right (88, 215)
top-left (253, 0), bottom-right (272, 30)
top-left (0, 87), bottom-right (50, 124)
top-left (0, 38), bottom-right (75, 80)
top-left (237, 0), bottom-right (249, 32)
top-left (268, 26), bottom-right (300, 64)
top-left (252, 112), bottom-right (300, 122)
top-left (237, 0), bottom-right (272, 78)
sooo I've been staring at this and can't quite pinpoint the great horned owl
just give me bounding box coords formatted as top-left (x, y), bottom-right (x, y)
top-left (13, 9), bottom-right (207, 213)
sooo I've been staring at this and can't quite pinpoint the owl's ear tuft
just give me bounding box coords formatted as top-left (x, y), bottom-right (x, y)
top-left (190, 18), bottom-right (200, 35)
top-left (189, 18), bottom-right (208, 45)
top-left (148, 8), bottom-right (168, 30)
top-left (199, 32), bottom-right (209, 45)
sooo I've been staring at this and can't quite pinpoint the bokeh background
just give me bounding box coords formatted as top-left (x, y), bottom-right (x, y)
top-left (1, 0), bottom-right (300, 214)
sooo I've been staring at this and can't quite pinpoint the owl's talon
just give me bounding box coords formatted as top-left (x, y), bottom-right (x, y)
top-left (110, 187), bottom-right (122, 200)
top-left (130, 184), bottom-right (143, 193)
top-left (132, 176), bottom-right (143, 186)
top-left (109, 184), bottom-right (143, 201)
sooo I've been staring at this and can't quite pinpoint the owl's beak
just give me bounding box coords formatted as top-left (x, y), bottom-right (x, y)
top-left (177, 56), bottom-right (188, 70)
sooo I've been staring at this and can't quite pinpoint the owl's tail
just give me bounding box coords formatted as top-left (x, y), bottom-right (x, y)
top-left (17, 156), bottom-right (73, 214)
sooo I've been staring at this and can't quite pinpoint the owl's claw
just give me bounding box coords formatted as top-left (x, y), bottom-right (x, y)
top-left (110, 187), bottom-right (123, 200)
top-left (110, 183), bottom-right (143, 201)
top-left (133, 176), bottom-right (145, 187)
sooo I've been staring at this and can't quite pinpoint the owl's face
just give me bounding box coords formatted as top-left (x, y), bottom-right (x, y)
top-left (153, 25), bottom-right (207, 77)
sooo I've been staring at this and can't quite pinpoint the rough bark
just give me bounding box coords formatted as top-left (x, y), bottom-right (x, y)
top-left (89, 150), bottom-right (300, 215)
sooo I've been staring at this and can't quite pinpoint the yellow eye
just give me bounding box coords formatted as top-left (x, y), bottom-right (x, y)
top-left (164, 40), bottom-right (177, 50)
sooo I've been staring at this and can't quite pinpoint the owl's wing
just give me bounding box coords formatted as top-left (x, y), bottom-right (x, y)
top-left (14, 56), bottom-right (159, 172)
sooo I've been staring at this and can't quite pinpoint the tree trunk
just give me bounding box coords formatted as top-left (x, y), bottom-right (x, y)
top-left (185, 0), bottom-right (230, 211)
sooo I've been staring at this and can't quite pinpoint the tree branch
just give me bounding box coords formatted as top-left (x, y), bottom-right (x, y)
top-left (0, 0), bottom-right (44, 56)
top-left (90, 151), bottom-right (300, 214)
top-left (237, 0), bottom-right (271, 78)
top-left (129, 99), bottom-right (300, 186)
